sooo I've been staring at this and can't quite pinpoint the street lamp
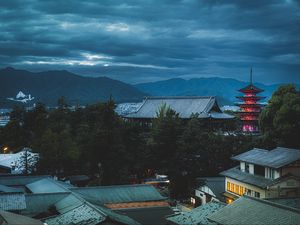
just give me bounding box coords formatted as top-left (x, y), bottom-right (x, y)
top-left (3, 147), bottom-right (8, 153)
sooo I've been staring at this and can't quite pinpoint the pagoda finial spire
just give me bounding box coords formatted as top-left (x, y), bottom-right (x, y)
top-left (250, 67), bottom-right (253, 84)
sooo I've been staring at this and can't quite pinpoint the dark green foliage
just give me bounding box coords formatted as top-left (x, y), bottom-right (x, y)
top-left (260, 84), bottom-right (300, 148)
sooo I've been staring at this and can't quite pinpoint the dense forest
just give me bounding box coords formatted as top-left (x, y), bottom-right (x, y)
top-left (0, 84), bottom-right (299, 198)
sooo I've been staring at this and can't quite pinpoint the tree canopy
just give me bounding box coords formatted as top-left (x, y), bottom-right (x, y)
top-left (260, 84), bottom-right (300, 148)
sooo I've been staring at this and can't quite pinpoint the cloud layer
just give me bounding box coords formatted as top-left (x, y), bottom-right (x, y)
top-left (0, 0), bottom-right (299, 84)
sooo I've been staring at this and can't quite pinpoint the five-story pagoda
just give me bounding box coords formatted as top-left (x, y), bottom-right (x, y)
top-left (236, 69), bottom-right (265, 133)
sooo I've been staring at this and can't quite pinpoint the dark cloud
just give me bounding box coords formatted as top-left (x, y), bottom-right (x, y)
top-left (0, 0), bottom-right (299, 84)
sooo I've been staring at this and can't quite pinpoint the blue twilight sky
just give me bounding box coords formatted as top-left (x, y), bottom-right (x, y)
top-left (0, 0), bottom-right (299, 84)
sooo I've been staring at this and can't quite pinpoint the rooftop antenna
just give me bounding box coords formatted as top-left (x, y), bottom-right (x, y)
top-left (250, 67), bottom-right (253, 84)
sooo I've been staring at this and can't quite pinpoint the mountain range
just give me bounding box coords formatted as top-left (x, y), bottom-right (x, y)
top-left (0, 67), bottom-right (145, 107)
top-left (135, 78), bottom-right (298, 105)
top-left (1, 67), bottom-right (298, 108)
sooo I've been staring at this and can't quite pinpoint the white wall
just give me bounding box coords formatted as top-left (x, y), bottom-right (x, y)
top-left (240, 162), bottom-right (245, 172)
top-left (249, 164), bottom-right (254, 174)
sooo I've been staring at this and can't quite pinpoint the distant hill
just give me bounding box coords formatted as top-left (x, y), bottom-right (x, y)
top-left (0, 67), bottom-right (145, 107)
top-left (135, 77), bottom-right (296, 105)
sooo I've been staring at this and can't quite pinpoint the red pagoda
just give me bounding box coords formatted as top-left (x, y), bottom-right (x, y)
top-left (236, 69), bottom-right (265, 133)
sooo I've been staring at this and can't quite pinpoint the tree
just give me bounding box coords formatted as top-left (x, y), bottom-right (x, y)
top-left (260, 84), bottom-right (300, 148)
top-left (150, 104), bottom-right (183, 171)
top-left (16, 147), bottom-right (39, 174)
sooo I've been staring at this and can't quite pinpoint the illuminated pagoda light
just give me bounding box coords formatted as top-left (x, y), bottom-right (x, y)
top-left (236, 68), bottom-right (265, 133)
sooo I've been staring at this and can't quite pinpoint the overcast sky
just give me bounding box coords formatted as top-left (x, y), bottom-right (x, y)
top-left (0, 0), bottom-right (299, 84)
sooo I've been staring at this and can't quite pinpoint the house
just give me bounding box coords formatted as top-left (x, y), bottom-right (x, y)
top-left (208, 195), bottom-right (300, 225)
top-left (220, 147), bottom-right (300, 203)
top-left (125, 96), bottom-right (234, 126)
top-left (194, 177), bottom-right (225, 206)
top-left (166, 201), bottom-right (225, 225)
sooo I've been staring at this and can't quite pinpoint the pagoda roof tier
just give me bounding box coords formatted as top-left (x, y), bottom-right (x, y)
top-left (235, 103), bottom-right (265, 107)
top-left (236, 96), bottom-right (265, 100)
top-left (240, 118), bottom-right (259, 121)
top-left (238, 84), bottom-right (264, 93)
top-left (238, 111), bottom-right (261, 115)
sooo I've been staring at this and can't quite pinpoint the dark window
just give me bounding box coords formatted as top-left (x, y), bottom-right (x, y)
top-left (254, 192), bottom-right (260, 198)
top-left (254, 165), bottom-right (265, 176)
top-left (245, 163), bottom-right (250, 173)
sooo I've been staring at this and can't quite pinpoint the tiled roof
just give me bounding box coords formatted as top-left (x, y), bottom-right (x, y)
top-left (0, 192), bottom-right (26, 210)
top-left (44, 193), bottom-right (141, 225)
top-left (116, 206), bottom-right (174, 225)
top-left (220, 166), bottom-right (273, 188)
top-left (166, 201), bottom-right (225, 225)
top-left (266, 197), bottom-right (300, 210)
top-left (44, 203), bottom-right (106, 225)
top-left (232, 147), bottom-right (300, 168)
top-left (208, 196), bottom-right (300, 225)
top-left (70, 184), bottom-right (166, 204)
top-left (125, 96), bottom-right (233, 119)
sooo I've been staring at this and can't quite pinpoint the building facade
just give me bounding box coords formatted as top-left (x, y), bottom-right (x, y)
top-left (221, 147), bottom-right (300, 203)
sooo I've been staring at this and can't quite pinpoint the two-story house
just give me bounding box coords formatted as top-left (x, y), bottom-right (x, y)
top-left (221, 147), bottom-right (300, 203)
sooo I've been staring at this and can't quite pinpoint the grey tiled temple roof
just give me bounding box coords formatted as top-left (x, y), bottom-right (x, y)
top-left (70, 184), bottom-right (166, 204)
top-left (125, 96), bottom-right (234, 119)
top-left (166, 201), bottom-right (225, 225)
top-left (232, 147), bottom-right (300, 168)
top-left (220, 167), bottom-right (273, 188)
top-left (208, 196), bottom-right (300, 225)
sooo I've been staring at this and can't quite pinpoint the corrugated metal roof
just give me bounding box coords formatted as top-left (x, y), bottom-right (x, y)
top-left (0, 184), bottom-right (23, 193)
top-left (0, 175), bottom-right (50, 186)
top-left (125, 96), bottom-right (232, 119)
top-left (55, 194), bottom-right (83, 214)
top-left (208, 196), bottom-right (300, 225)
top-left (0, 192), bottom-right (26, 211)
top-left (23, 192), bottom-right (70, 217)
top-left (26, 178), bottom-right (70, 194)
top-left (70, 184), bottom-right (166, 204)
top-left (0, 210), bottom-right (44, 225)
top-left (232, 147), bottom-right (300, 168)
top-left (220, 166), bottom-right (273, 188)
top-left (166, 201), bottom-right (225, 225)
